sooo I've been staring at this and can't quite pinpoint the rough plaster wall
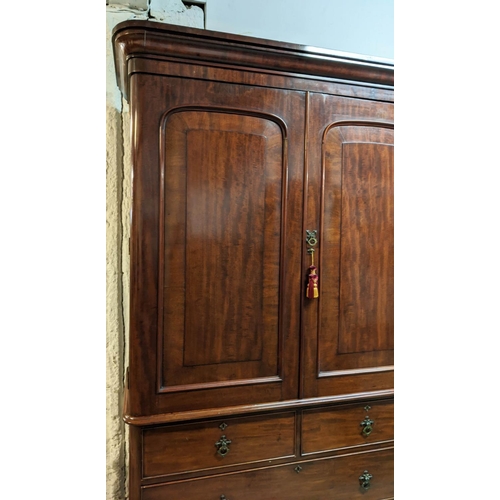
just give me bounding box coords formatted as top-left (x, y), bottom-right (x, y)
top-left (150, 0), bottom-right (204, 25)
top-left (106, 8), bottom-right (145, 500)
top-left (106, 2), bottom-right (204, 500)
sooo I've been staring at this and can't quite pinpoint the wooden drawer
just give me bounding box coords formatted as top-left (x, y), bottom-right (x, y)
top-left (142, 448), bottom-right (394, 500)
top-left (142, 412), bottom-right (296, 478)
top-left (301, 400), bottom-right (393, 455)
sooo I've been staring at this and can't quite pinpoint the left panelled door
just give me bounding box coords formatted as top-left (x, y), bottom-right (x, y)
top-left (128, 73), bottom-right (305, 416)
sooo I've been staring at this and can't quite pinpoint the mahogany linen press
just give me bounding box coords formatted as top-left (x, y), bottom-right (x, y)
top-left (112, 20), bottom-right (394, 500)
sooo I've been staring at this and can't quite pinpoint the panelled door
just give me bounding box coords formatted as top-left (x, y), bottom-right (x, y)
top-left (128, 74), bottom-right (305, 415)
top-left (128, 74), bottom-right (393, 416)
top-left (302, 92), bottom-right (394, 398)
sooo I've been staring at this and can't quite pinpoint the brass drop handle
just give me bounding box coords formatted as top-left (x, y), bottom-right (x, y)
top-left (360, 416), bottom-right (374, 437)
top-left (359, 470), bottom-right (373, 490)
top-left (215, 435), bottom-right (232, 457)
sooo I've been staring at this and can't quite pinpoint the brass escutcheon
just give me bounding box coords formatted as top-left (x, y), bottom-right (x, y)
top-left (306, 230), bottom-right (318, 247)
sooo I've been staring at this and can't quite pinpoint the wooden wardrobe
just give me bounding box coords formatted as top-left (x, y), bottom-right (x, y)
top-left (112, 20), bottom-right (394, 500)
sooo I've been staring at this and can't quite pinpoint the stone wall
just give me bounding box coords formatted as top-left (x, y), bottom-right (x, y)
top-left (105, 2), bottom-right (204, 499)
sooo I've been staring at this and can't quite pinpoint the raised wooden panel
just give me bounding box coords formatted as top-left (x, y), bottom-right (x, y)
top-left (184, 129), bottom-right (267, 366)
top-left (160, 110), bottom-right (283, 390)
top-left (338, 143), bottom-right (394, 354)
top-left (319, 123), bottom-right (394, 374)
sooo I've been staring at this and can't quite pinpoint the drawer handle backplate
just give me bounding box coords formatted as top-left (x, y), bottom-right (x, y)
top-left (359, 470), bottom-right (373, 490)
top-left (215, 435), bottom-right (232, 457)
top-left (360, 416), bottom-right (374, 437)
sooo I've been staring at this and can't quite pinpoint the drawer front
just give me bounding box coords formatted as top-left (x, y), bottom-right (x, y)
top-left (301, 400), bottom-right (394, 455)
top-left (142, 448), bottom-right (394, 500)
top-left (143, 412), bottom-right (296, 478)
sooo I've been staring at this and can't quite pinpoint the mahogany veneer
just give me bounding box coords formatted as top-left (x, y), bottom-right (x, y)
top-left (143, 412), bottom-right (296, 479)
top-left (142, 448), bottom-right (394, 500)
top-left (301, 400), bottom-right (394, 455)
top-left (113, 20), bottom-right (394, 500)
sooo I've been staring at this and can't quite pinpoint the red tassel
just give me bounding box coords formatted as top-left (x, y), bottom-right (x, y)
top-left (306, 265), bottom-right (319, 299)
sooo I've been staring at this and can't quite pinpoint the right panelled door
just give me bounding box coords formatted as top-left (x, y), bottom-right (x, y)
top-left (302, 93), bottom-right (394, 398)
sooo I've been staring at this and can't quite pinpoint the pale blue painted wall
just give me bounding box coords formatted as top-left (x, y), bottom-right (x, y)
top-left (204, 0), bottom-right (394, 59)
